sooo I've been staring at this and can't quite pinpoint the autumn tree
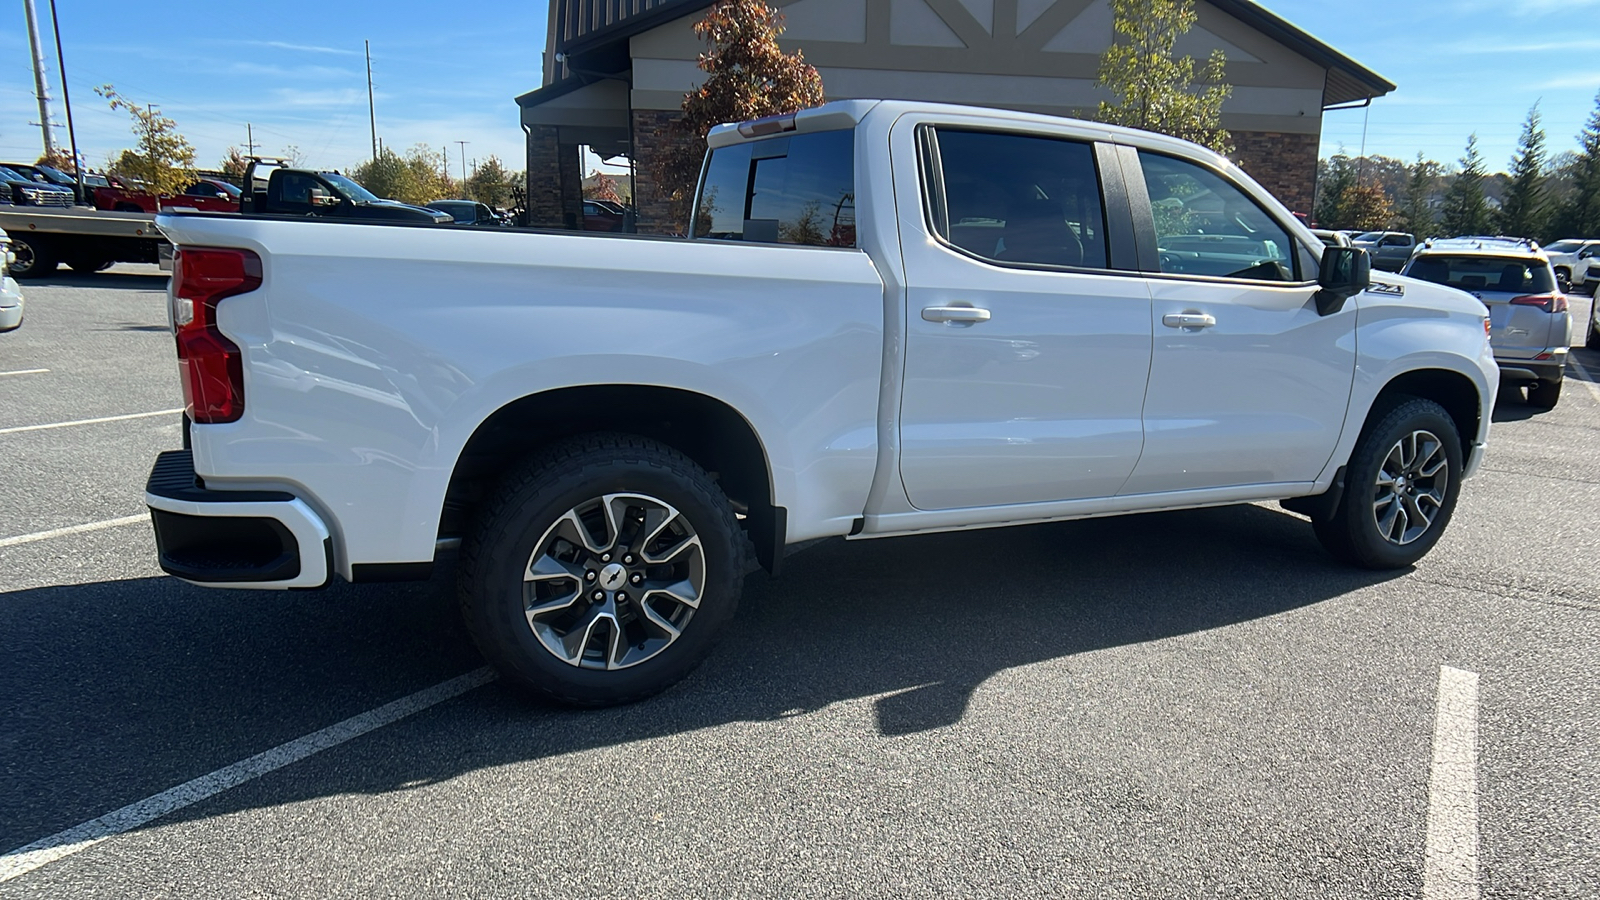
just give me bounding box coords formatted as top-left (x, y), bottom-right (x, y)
top-left (1095, 0), bottom-right (1232, 154)
top-left (584, 171), bottom-right (624, 204)
top-left (1497, 103), bottom-right (1549, 239)
top-left (1440, 134), bottom-right (1492, 237)
top-left (1337, 181), bottom-right (1394, 231)
top-left (36, 147), bottom-right (76, 173)
top-left (350, 147), bottom-right (416, 202)
top-left (466, 155), bottom-right (518, 208)
top-left (220, 147), bottom-right (250, 179)
top-left (94, 85), bottom-right (196, 197)
top-left (1554, 91), bottom-right (1600, 239)
top-left (652, 0), bottom-right (825, 226)
top-left (1398, 153), bottom-right (1439, 237)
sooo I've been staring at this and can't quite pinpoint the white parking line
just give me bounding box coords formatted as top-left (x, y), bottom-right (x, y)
top-left (1568, 358), bottom-right (1600, 405)
top-left (0, 667), bottom-right (498, 883)
top-left (1424, 665), bottom-right (1480, 900)
top-left (0, 409), bottom-right (182, 436)
top-left (0, 515), bottom-right (149, 548)
top-left (0, 368), bottom-right (49, 378)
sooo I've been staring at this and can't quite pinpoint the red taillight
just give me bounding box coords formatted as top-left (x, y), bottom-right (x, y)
top-left (171, 247), bottom-right (261, 424)
top-left (1510, 293), bottom-right (1566, 313)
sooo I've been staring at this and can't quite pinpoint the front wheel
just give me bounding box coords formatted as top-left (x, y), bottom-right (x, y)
top-left (1556, 267), bottom-right (1572, 293)
top-left (5, 234), bottom-right (54, 279)
top-left (1312, 398), bottom-right (1463, 569)
top-left (458, 433), bottom-right (745, 707)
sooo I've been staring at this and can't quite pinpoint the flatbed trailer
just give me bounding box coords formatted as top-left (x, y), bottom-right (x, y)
top-left (0, 207), bottom-right (170, 279)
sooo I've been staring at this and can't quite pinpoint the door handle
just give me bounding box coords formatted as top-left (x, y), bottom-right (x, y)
top-left (922, 306), bottom-right (991, 324)
top-left (1162, 313), bottom-right (1216, 329)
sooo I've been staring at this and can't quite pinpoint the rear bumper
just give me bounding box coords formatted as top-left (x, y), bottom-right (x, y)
top-left (145, 450), bottom-right (331, 590)
top-left (1496, 351), bottom-right (1566, 384)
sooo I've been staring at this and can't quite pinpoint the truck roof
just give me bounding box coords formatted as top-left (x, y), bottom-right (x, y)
top-left (704, 99), bottom-right (1234, 171)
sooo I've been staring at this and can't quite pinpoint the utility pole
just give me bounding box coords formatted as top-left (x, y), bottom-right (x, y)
top-left (455, 141), bottom-right (469, 185)
top-left (24, 0), bottom-right (58, 159)
top-left (47, 0), bottom-right (82, 193)
top-left (245, 123), bottom-right (260, 155)
top-left (366, 40), bottom-right (377, 162)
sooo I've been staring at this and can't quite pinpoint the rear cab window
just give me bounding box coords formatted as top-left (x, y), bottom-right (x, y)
top-left (692, 129), bottom-right (856, 246)
top-left (1405, 256), bottom-right (1554, 294)
top-left (922, 128), bottom-right (1110, 270)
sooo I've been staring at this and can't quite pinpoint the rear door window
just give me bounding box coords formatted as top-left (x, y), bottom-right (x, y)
top-left (925, 128), bottom-right (1110, 270)
top-left (693, 129), bottom-right (856, 246)
top-left (1404, 256), bottom-right (1554, 294)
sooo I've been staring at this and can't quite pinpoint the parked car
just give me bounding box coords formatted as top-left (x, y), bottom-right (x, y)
top-left (95, 176), bottom-right (241, 214)
top-left (426, 199), bottom-right (506, 227)
top-left (0, 162), bottom-right (92, 205)
top-left (240, 158), bottom-right (449, 224)
top-left (146, 99), bottom-right (1496, 707)
top-left (1539, 238), bottom-right (1600, 292)
top-left (1351, 231), bottom-right (1416, 271)
top-left (582, 199), bottom-right (627, 232)
top-left (0, 166), bottom-right (74, 208)
top-left (1402, 236), bottom-right (1570, 408)
top-left (0, 227), bottom-right (22, 331)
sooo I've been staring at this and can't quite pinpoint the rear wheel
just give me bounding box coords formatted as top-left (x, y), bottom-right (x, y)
top-left (458, 433), bottom-right (745, 707)
top-left (66, 253), bottom-right (114, 273)
top-left (1556, 267), bottom-right (1572, 293)
top-left (5, 234), bottom-right (55, 279)
top-left (1527, 375), bottom-right (1563, 409)
top-left (1312, 397), bottom-right (1463, 569)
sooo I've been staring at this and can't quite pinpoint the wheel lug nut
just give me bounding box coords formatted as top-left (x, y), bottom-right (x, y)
top-left (601, 553), bottom-right (611, 562)
top-left (592, 590), bottom-right (604, 602)
top-left (631, 574), bottom-right (642, 584)
top-left (617, 591), bottom-right (628, 601)
top-left (585, 570), bottom-right (596, 581)
top-left (623, 554), bottom-right (634, 565)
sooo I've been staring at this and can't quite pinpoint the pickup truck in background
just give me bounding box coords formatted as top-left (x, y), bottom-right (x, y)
top-left (1351, 230), bottom-right (1417, 271)
top-left (95, 176), bottom-right (242, 214)
top-left (239, 158), bottom-right (449, 224)
top-left (146, 101), bottom-right (1498, 707)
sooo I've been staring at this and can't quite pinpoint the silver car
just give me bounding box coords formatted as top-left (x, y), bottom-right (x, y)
top-left (1403, 237), bottom-right (1570, 408)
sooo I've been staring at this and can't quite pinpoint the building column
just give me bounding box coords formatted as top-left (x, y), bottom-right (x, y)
top-left (525, 125), bottom-right (564, 228)
top-left (630, 109), bottom-right (693, 236)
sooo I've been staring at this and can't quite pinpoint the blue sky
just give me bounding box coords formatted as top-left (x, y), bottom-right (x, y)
top-left (0, 0), bottom-right (1593, 177)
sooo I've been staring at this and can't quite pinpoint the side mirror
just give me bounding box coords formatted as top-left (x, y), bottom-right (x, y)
top-left (1316, 246), bottom-right (1370, 316)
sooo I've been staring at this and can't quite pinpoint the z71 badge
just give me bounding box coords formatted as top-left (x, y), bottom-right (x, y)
top-left (1366, 282), bottom-right (1405, 296)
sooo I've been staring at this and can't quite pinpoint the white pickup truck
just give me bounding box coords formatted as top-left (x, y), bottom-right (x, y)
top-left (147, 100), bottom-right (1498, 706)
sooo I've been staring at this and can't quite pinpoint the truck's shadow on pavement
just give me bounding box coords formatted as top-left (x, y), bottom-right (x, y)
top-left (0, 503), bottom-right (1402, 849)
top-left (33, 271), bottom-right (169, 291)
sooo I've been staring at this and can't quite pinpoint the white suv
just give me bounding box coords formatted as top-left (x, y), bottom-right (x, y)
top-left (1403, 237), bottom-right (1571, 408)
top-left (1540, 238), bottom-right (1600, 292)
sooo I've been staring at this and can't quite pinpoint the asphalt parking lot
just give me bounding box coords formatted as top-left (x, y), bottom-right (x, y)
top-left (1, 268), bottom-right (1597, 898)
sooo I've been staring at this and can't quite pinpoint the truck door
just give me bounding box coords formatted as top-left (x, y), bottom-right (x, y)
top-left (895, 123), bottom-right (1154, 510)
top-left (1117, 149), bottom-right (1356, 495)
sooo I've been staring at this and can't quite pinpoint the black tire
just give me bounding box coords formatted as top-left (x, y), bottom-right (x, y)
top-left (1586, 319), bottom-right (1600, 350)
top-left (458, 433), bottom-right (745, 707)
top-left (1312, 397), bottom-right (1463, 570)
top-left (1527, 375), bottom-right (1563, 409)
top-left (66, 254), bottom-right (114, 273)
top-left (113, 203), bottom-right (143, 213)
top-left (1556, 267), bottom-right (1572, 293)
top-left (5, 233), bottom-right (55, 279)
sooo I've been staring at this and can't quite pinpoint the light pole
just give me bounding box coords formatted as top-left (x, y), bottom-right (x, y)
top-left (455, 141), bottom-right (469, 185)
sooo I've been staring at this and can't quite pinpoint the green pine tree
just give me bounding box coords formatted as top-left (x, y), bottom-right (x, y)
top-left (1555, 90), bottom-right (1600, 238)
top-left (1440, 134), bottom-right (1492, 237)
top-left (1314, 153), bottom-right (1355, 228)
top-left (1399, 152), bottom-right (1439, 237)
top-left (1095, 0), bottom-right (1233, 154)
top-left (1496, 104), bottom-right (1548, 239)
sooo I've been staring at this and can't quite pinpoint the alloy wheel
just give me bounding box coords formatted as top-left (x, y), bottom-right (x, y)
top-left (1371, 429), bottom-right (1450, 546)
top-left (521, 492), bottom-right (705, 670)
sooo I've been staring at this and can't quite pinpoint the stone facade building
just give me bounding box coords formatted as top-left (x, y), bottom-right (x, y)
top-left (516, 0), bottom-right (1393, 233)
